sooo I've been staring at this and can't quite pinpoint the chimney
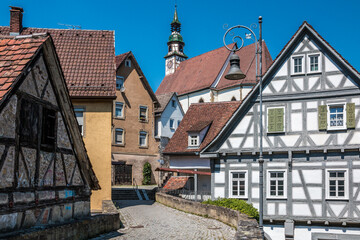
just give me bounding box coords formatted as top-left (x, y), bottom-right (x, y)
top-left (9, 6), bottom-right (24, 35)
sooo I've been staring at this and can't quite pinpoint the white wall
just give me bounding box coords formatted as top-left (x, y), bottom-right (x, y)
top-left (158, 95), bottom-right (184, 139)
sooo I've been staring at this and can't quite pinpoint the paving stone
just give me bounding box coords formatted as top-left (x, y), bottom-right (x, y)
top-left (92, 200), bottom-right (235, 240)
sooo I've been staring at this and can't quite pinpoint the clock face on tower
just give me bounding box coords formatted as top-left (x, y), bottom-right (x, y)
top-left (167, 60), bottom-right (173, 69)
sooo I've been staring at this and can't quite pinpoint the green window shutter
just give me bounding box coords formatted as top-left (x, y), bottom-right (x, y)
top-left (346, 103), bottom-right (355, 128)
top-left (275, 108), bottom-right (284, 132)
top-left (318, 105), bottom-right (327, 130)
top-left (268, 108), bottom-right (276, 133)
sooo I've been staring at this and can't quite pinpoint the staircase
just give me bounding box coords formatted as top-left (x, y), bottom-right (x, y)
top-left (112, 188), bottom-right (155, 200)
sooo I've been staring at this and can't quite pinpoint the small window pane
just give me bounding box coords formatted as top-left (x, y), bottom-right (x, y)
top-left (115, 102), bottom-right (124, 117)
top-left (139, 131), bottom-right (147, 146)
top-left (140, 106), bottom-right (147, 121)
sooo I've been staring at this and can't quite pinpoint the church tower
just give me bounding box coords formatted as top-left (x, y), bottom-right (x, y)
top-left (165, 5), bottom-right (188, 76)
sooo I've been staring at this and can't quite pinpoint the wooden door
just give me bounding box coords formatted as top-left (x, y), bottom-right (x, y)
top-left (114, 164), bottom-right (132, 185)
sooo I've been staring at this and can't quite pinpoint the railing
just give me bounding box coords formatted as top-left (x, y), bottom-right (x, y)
top-left (160, 188), bottom-right (211, 202)
top-left (132, 178), bottom-right (138, 190)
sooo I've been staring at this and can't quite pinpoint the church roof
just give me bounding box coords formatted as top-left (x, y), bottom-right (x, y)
top-left (156, 42), bottom-right (273, 96)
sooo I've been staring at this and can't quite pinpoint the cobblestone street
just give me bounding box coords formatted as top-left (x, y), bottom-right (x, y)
top-left (93, 200), bottom-right (236, 240)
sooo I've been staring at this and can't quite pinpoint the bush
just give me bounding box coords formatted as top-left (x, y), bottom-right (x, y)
top-left (202, 198), bottom-right (259, 221)
top-left (142, 162), bottom-right (152, 185)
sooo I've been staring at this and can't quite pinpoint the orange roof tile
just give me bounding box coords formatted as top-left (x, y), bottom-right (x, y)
top-left (0, 34), bottom-right (48, 101)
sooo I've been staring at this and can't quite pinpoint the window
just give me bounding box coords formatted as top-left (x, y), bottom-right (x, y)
top-left (41, 108), bottom-right (56, 149)
top-left (115, 102), bottom-right (124, 118)
top-left (139, 106), bottom-right (148, 121)
top-left (199, 98), bottom-right (204, 103)
top-left (139, 131), bottom-right (147, 147)
top-left (326, 170), bottom-right (348, 199)
top-left (115, 128), bottom-right (124, 145)
top-left (292, 55), bottom-right (304, 74)
top-left (125, 59), bottom-right (131, 67)
top-left (230, 171), bottom-right (248, 198)
top-left (319, 103), bottom-right (354, 130)
top-left (267, 171), bottom-right (286, 198)
top-left (231, 96), bottom-right (237, 101)
top-left (171, 100), bottom-right (176, 108)
top-left (177, 120), bottom-right (181, 128)
top-left (309, 54), bottom-right (319, 72)
top-left (329, 105), bottom-right (344, 129)
top-left (116, 76), bottom-right (124, 90)
top-left (20, 99), bottom-right (39, 146)
top-left (168, 46), bottom-right (172, 52)
top-left (188, 134), bottom-right (199, 147)
top-left (267, 107), bottom-right (285, 133)
top-left (170, 119), bottom-right (175, 129)
top-left (179, 45), bottom-right (183, 53)
top-left (74, 107), bottom-right (85, 136)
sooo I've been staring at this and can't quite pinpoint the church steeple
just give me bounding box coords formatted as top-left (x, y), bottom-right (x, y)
top-left (165, 5), bottom-right (187, 76)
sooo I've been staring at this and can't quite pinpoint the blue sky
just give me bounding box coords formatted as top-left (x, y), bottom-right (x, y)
top-left (1, 0), bottom-right (359, 91)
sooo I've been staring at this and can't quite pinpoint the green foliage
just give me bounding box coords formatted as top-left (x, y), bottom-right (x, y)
top-left (202, 198), bottom-right (259, 221)
top-left (142, 162), bottom-right (152, 185)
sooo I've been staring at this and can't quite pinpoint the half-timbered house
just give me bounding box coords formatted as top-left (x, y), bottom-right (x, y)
top-left (200, 22), bottom-right (360, 240)
top-left (0, 34), bottom-right (99, 234)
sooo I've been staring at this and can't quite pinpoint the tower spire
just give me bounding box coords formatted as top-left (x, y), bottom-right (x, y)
top-left (164, 3), bottom-right (187, 76)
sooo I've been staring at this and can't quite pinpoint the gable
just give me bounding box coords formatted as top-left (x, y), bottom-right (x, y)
top-left (202, 22), bottom-right (360, 154)
top-left (0, 55), bottom-right (85, 189)
top-left (263, 34), bottom-right (358, 96)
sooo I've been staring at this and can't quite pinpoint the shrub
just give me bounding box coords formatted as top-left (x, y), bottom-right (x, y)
top-left (142, 162), bottom-right (152, 185)
top-left (202, 198), bottom-right (259, 221)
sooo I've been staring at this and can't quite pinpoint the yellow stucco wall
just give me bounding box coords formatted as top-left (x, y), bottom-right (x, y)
top-left (72, 99), bottom-right (113, 212)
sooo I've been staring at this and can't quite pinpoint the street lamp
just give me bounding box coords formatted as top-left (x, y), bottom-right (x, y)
top-left (223, 16), bottom-right (264, 240)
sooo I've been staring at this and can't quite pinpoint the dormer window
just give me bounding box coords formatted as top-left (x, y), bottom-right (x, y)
top-left (188, 134), bottom-right (199, 147)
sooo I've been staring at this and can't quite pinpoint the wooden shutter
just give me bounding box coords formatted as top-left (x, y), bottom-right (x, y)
top-left (275, 108), bottom-right (284, 132)
top-left (268, 108), bottom-right (276, 133)
top-left (318, 105), bottom-right (327, 130)
top-left (346, 103), bottom-right (355, 128)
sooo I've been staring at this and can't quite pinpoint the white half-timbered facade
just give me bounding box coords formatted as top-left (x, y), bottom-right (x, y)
top-left (201, 22), bottom-right (360, 240)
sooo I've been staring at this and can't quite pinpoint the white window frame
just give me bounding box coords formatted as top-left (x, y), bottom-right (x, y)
top-left (115, 102), bottom-right (124, 118)
top-left (291, 55), bottom-right (305, 75)
top-left (139, 131), bottom-right (148, 147)
top-left (114, 128), bottom-right (124, 145)
top-left (188, 134), bottom-right (199, 147)
top-left (170, 118), bottom-right (175, 129)
top-left (327, 103), bottom-right (346, 131)
top-left (74, 107), bottom-right (85, 136)
top-left (266, 170), bottom-right (287, 199)
top-left (116, 76), bottom-right (124, 90)
top-left (267, 106), bottom-right (286, 133)
top-left (229, 170), bottom-right (248, 199)
top-left (308, 53), bottom-right (321, 73)
top-left (325, 169), bottom-right (349, 200)
top-left (139, 106), bottom-right (148, 122)
top-left (125, 59), bottom-right (131, 67)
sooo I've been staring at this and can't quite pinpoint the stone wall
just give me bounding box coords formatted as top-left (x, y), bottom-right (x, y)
top-left (2, 212), bottom-right (120, 240)
top-left (156, 192), bottom-right (262, 240)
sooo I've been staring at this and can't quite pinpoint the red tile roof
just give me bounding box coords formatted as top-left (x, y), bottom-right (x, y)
top-left (0, 34), bottom-right (48, 101)
top-left (164, 101), bottom-right (240, 154)
top-left (163, 176), bottom-right (189, 190)
top-left (115, 52), bottom-right (130, 68)
top-left (156, 42), bottom-right (272, 96)
top-left (0, 26), bottom-right (116, 98)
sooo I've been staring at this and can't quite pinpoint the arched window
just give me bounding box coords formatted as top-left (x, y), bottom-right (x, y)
top-left (179, 45), bottom-right (183, 53)
top-left (231, 96), bottom-right (237, 101)
top-left (168, 46), bottom-right (172, 52)
top-left (199, 98), bottom-right (204, 103)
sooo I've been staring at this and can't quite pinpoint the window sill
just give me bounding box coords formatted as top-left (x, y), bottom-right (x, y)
top-left (266, 197), bottom-right (287, 200)
top-left (290, 73), bottom-right (305, 77)
top-left (326, 127), bottom-right (347, 132)
top-left (139, 146), bottom-right (148, 149)
top-left (325, 198), bottom-right (349, 201)
top-left (139, 119), bottom-right (149, 123)
top-left (114, 116), bottom-right (125, 120)
top-left (229, 196), bottom-right (248, 199)
top-left (113, 143), bottom-right (125, 147)
top-left (307, 71), bottom-right (321, 75)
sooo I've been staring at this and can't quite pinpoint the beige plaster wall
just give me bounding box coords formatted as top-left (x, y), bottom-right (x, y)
top-left (72, 99), bottom-right (113, 211)
top-left (112, 58), bottom-right (160, 184)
